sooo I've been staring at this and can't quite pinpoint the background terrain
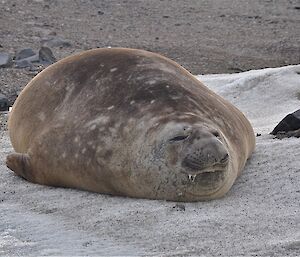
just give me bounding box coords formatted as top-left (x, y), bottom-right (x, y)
top-left (0, 0), bottom-right (300, 104)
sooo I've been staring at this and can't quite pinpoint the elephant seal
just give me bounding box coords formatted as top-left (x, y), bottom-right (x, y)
top-left (6, 48), bottom-right (255, 201)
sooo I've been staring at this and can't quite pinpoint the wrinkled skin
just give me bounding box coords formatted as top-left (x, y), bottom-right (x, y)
top-left (6, 48), bottom-right (255, 201)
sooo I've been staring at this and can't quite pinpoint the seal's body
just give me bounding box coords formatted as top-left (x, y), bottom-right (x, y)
top-left (6, 48), bottom-right (255, 201)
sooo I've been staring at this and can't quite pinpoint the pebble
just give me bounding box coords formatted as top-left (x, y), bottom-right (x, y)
top-left (0, 52), bottom-right (12, 68)
top-left (15, 53), bottom-right (39, 68)
top-left (41, 36), bottom-right (71, 48)
top-left (0, 93), bottom-right (9, 111)
top-left (15, 59), bottom-right (33, 69)
top-left (39, 46), bottom-right (56, 65)
top-left (15, 47), bottom-right (56, 69)
top-left (172, 203), bottom-right (186, 211)
top-left (15, 48), bottom-right (36, 60)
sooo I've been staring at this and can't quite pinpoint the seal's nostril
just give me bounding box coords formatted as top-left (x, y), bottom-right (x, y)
top-left (220, 153), bottom-right (229, 163)
top-left (212, 130), bottom-right (220, 138)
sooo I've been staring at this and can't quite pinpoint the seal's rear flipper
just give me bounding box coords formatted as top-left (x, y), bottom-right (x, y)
top-left (6, 153), bottom-right (34, 182)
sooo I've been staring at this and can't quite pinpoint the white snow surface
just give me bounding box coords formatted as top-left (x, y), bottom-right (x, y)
top-left (0, 65), bottom-right (299, 256)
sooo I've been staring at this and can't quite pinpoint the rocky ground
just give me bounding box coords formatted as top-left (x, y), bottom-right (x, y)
top-left (0, 0), bottom-right (300, 107)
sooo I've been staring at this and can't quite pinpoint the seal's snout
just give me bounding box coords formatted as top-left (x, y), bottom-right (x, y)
top-left (182, 130), bottom-right (229, 173)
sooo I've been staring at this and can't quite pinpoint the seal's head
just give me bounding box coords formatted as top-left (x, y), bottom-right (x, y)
top-left (130, 114), bottom-right (234, 201)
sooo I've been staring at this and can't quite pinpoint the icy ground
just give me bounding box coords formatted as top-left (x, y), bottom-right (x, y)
top-left (0, 65), bottom-right (299, 256)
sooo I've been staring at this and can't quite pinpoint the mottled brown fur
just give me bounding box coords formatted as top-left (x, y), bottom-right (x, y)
top-left (6, 48), bottom-right (255, 201)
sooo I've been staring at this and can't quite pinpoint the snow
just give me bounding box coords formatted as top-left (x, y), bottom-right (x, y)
top-left (0, 65), bottom-right (299, 256)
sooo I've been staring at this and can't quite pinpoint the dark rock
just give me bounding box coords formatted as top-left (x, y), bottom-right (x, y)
top-left (271, 109), bottom-right (300, 135)
top-left (16, 53), bottom-right (39, 64)
top-left (247, 15), bottom-right (261, 19)
top-left (256, 133), bottom-right (261, 137)
top-left (15, 47), bottom-right (56, 69)
top-left (0, 93), bottom-right (9, 111)
top-left (0, 52), bottom-right (12, 68)
top-left (97, 10), bottom-right (104, 15)
top-left (172, 203), bottom-right (185, 211)
top-left (15, 48), bottom-right (36, 60)
top-left (15, 59), bottom-right (36, 69)
top-left (39, 46), bottom-right (56, 65)
top-left (273, 129), bottom-right (300, 139)
top-left (41, 36), bottom-right (71, 48)
top-left (228, 66), bottom-right (244, 72)
top-left (271, 109), bottom-right (300, 138)
top-left (29, 65), bottom-right (41, 72)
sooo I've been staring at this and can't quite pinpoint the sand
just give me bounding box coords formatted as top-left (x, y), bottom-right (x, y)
top-left (0, 65), bottom-right (299, 256)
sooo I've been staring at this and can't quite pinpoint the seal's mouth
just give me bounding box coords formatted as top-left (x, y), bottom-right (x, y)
top-left (178, 168), bottom-right (229, 200)
top-left (182, 161), bottom-right (228, 179)
top-left (184, 168), bottom-right (226, 182)
top-left (182, 154), bottom-right (229, 170)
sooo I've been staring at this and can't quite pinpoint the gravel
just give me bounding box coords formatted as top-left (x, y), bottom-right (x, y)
top-left (0, 53), bottom-right (12, 68)
top-left (0, 0), bottom-right (300, 103)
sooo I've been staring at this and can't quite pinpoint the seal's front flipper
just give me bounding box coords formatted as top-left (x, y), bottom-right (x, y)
top-left (6, 153), bottom-right (34, 182)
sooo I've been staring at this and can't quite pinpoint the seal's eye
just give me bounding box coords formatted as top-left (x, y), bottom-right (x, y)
top-left (169, 135), bottom-right (189, 142)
